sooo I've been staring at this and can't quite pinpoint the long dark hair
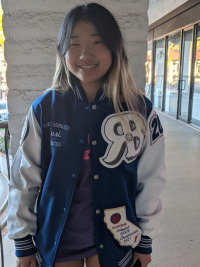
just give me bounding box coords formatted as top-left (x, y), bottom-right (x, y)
top-left (51, 3), bottom-right (146, 125)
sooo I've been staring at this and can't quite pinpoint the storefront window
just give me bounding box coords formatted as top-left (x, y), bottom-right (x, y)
top-left (164, 32), bottom-right (181, 117)
top-left (179, 29), bottom-right (193, 121)
top-left (192, 24), bottom-right (200, 126)
top-left (154, 39), bottom-right (165, 109)
top-left (145, 42), bottom-right (152, 99)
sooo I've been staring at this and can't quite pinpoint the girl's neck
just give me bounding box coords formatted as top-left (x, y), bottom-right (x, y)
top-left (80, 81), bottom-right (102, 102)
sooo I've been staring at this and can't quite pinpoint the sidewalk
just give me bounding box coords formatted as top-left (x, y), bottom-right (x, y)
top-left (2, 111), bottom-right (200, 267)
top-left (148, 111), bottom-right (200, 267)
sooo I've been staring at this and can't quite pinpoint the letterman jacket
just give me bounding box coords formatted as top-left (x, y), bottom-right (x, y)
top-left (8, 83), bottom-right (166, 267)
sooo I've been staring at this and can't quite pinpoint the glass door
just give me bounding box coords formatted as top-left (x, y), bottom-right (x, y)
top-left (191, 24), bottom-right (200, 126)
top-left (164, 32), bottom-right (181, 117)
top-left (178, 28), bottom-right (193, 121)
top-left (154, 39), bottom-right (165, 109)
top-left (145, 42), bottom-right (153, 100)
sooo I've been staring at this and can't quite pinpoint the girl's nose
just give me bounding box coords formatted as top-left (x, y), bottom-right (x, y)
top-left (79, 46), bottom-right (93, 60)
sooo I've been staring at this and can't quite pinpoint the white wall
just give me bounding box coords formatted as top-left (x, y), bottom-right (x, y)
top-left (148, 0), bottom-right (188, 25)
top-left (2, 0), bottom-right (149, 155)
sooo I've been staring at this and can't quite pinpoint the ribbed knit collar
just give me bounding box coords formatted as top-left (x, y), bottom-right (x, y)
top-left (74, 81), bottom-right (106, 103)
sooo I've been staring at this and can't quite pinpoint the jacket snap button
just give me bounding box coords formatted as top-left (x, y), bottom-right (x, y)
top-left (92, 140), bottom-right (97, 145)
top-left (100, 244), bottom-right (104, 249)
top-left (94, 174), bottom-right (99, 180)
top-left (92, 105), bottom-right (97, 110)
top-left (96, 209), bottom-right (100, 214)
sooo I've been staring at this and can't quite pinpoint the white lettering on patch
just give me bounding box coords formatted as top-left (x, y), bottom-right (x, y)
top-left (43, 122), bottom-right (70, 131)
top-left (50, 141), bottom-right (61, 147)
top-left (50, 131), bottom-right (61, 138)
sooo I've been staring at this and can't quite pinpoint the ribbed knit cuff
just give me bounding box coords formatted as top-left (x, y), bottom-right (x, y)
top-left (134, 235), bottom-right (152, 254)
top-left (14, 235), bottom-right (37, 257)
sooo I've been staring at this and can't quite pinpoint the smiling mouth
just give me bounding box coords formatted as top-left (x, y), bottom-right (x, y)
top-left (79, 64), bottom-right (97, 69)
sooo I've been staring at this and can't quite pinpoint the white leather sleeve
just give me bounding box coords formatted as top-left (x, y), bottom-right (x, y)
top-left (7, 107), bottom-right (42, 239)
top-left (136, 108), bottom-right (166, 239)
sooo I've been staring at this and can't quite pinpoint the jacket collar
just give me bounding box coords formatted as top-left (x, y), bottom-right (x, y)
top-left (74, 81), bottom-right (106, 103)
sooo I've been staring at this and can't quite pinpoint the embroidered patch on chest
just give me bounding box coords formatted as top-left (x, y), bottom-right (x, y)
top-left (43, 121), bottom-right (70, 148)
top-left (149, 113), bottom-right (163, 145)
top-left (104, 206), bottom-right (142, 248)
top-left (99, 112), bottom-right (145, 168)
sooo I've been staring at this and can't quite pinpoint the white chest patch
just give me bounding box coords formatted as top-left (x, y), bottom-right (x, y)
top-left (99, 112), bottom-right (145, 168)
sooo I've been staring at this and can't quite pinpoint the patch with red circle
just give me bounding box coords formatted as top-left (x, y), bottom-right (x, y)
top-left (110, 213), bottom-right (121, 224)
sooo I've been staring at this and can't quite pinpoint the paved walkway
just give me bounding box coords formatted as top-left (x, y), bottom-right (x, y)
top-left (2, 111), bottom-right (200, 267)
top-left (148, 111), bottom-right (200, 267)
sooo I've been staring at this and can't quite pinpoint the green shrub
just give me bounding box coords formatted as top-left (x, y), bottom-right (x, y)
top-left (0, 136), bottom-right (11, 153)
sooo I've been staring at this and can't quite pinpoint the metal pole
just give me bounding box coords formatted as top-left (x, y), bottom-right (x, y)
top-left (0, 224), bottom-right (4, 267)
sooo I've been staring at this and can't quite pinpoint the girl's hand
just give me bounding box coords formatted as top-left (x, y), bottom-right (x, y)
top-left (16, 254), bottom-right (38, 267)
top-left (131, 252), bottom-right (151, 267)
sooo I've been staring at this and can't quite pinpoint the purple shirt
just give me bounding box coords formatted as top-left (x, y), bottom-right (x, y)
top-left (55, 134), bottom-right (97, 262)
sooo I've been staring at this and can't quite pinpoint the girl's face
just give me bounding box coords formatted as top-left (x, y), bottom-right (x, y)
top-left (65, 20), bottom-right (112, 90)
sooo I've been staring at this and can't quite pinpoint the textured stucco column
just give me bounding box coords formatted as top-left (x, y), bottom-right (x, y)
top-left (2, 0), bottom-right (149, 155)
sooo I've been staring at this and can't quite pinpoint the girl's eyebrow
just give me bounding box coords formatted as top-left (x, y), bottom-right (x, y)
top-left (70, 33), bottom-right (100, 39)
top-left (70, 35), bottom-right (79, 39)
top-left (90, 33), bottom-right (99, 37)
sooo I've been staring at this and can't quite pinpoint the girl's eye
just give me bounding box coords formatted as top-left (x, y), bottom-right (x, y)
top-left (93, 40), bottom-right (103, 45)
top-left (69, 43), bottom-right (79, 47)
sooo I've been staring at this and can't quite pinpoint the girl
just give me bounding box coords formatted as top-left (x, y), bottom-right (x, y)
top-left (7, 3), bottom-right (166, 267)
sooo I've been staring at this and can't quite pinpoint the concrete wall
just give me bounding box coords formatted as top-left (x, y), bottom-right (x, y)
top-left (148, 0), bottom-right (188, 25)
top-left (2, 0), bottom-right (149, 155)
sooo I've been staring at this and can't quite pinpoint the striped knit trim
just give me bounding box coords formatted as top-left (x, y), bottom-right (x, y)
top-left (99, 93), bottom-right (106, 101)
top-left (36, 252), bottom-right (43, 267)
top-left (121, 253), bottom-right (133, 267)
top-left (75, 82), bottom-right (106, 102)
top-left (137, 236), bottom-right (152, 249)
top-left (14, 235), bottom-right (36, 256)
top-left (15, 238), bottom-right (35, 251)
top-left (75, 86), bottom-right (83, 100)
top-left (118, 249), bottom-right (133, 267)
